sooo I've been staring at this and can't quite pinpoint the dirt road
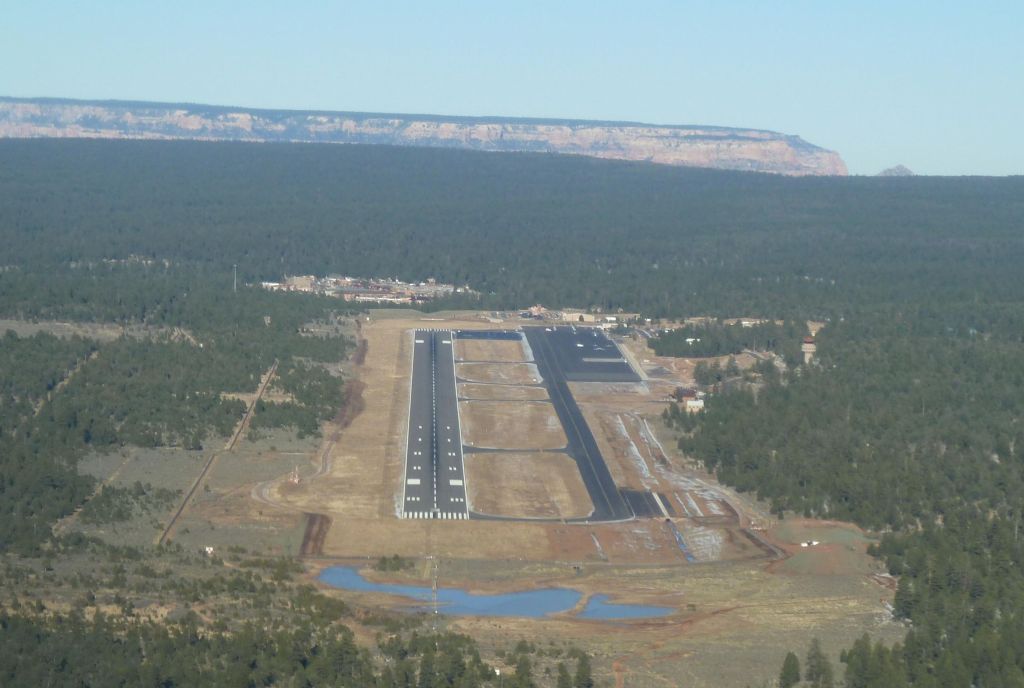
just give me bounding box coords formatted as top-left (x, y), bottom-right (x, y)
top-left (156, 360), bottom-right (278, 545)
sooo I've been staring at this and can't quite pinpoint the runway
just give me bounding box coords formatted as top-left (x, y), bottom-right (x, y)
top-left (402, 325), bottom-right (638, 523)
top-left (523, 326), bottom-right (634, 521)
top-left (402, 330), bottom-right (469, 520)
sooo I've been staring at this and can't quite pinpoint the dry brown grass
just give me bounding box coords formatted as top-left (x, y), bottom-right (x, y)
top-left (455, 339), bottom-right (529, 363)
top-left (438, 536), bottom-right (903, 688)
top-left (318, 517), bottom-right (597, 560)
top-left (254, 316), bottom-right (760, 566)
top-left (457, 362), bottom-right (542, 385)
top-left (465, 452), bottom-right (593, 519)
top-left (308, 516), bottom-right (900, 688)
top-left (460, 400), bottom-right (567, 450)
top-left (247, 317), bottom-right (583, 561)
top-left (457, 383), bottom-right (549, 401)
top-left (586, 410), bottom-right (653, 491)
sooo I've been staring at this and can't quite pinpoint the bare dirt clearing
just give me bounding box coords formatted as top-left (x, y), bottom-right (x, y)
top-left (465, 452), bottom-right (593, 519)
top-left (0, 318), bottom-right (201, 345)
top-left (0, 318), bottom-right (125, 342)
top-left (169, 428), bottom-right (317, 554)
top-left (618, 335), bottom-right (761, 386)
top-left (460, 400), bottom-right (567, 450)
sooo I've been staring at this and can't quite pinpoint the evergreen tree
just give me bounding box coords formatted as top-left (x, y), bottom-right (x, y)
top-left (726, 355), bottom-right (740, 377)
top-left (556, 662), bottom-right (573, 688)
top-left (573, 653), bottom-right (594, 688)
top-left (512, 654), bottom-right (535, 688)
top-left (779, 651), bottom-right (801, 688)
top-left (418, 647), bottom-right (436, 688)
top-left (805, 639), bottom-right (834, 688)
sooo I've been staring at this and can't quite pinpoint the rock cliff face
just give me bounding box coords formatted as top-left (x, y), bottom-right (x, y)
top-left (0, 97), bottom-right (847, 176)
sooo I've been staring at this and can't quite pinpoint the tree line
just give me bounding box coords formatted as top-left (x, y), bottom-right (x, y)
top-left (679, 309), bottom-right (1024, 685)
top-left (0, 270), bottom-right (355, 554)
top-left (0, 609), bottom-right (595, 687)
top-left (3, 139), bottom-right (1023, 319)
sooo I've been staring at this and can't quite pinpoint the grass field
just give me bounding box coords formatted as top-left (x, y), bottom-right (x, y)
top-left (71, 448), bottom-right (212, 547)
top-left (321, 515), bottom-right (903, 687)
top-left (465, 451), bottom-right (593, 519)
top-left (455, 338), bottom-right (529, 363)
top-left (458, 382), bottom-right (549, 401)
top-left (170, 428), bottom-right (319, 554)
top-left (456, 362), bottom-right (542, 385)
top-left (460, 399), bottom-right (567, 450)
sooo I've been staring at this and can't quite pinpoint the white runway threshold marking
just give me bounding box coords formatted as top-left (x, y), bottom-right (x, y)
top-left (402, 512), bottom-right (469, 520)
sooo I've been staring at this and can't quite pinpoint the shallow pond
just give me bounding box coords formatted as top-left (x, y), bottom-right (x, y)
top-left (318, 567), bottom-right (672, 620)
top-left (578, 594), bottom-right (674, 620)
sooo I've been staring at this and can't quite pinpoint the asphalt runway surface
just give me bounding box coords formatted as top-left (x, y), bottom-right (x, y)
top-left (529, 325), bottom-right (640, 382)
top-left (402, 330), bottom-right (468, 520)
top-left (523, 327), bottom-right (634, 521)
top-left (454, 330), bottom-right (521, 341)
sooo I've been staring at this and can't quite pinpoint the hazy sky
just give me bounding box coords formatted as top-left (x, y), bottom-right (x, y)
top-left (3, 1), bottom-right (1022, 175)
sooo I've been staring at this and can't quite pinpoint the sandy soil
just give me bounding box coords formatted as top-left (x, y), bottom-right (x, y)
top-left (465, 452), bottom-right (593, 519)
top-left (455, 339), bottom-right (529, 363)
top-left (457, 383), bottom-right (549, 401)
top-left (460, 400), bottom-right (567, 450)
top-left (457, 362), bottom-right (542, 385)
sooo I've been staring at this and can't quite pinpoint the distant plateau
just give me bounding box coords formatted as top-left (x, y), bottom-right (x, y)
top-left (0, 96), bottom-right (847, 176)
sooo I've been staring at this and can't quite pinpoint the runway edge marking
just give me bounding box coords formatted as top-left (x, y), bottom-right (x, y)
top-left (399, 329), bottom-right (417, 519)
top-left (450, 329), bottom-right (471, 519)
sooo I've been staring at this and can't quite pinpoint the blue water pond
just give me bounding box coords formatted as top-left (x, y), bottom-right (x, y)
top-left (318, 566), bottom-right (672, 620)
top-left (578, 594), bottom-right (674, 620)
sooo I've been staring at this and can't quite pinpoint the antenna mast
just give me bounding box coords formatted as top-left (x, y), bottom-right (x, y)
top-left (432, 556), bottom-right (439, 631)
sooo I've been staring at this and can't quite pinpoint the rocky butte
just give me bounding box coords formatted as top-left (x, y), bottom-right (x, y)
top-left (0, 96), bottom-right (847, 176)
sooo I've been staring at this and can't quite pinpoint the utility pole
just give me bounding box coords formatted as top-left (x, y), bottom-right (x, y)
top-left (431, 556), bottom-right (439, 631)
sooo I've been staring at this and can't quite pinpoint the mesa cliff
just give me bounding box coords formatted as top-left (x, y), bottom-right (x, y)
top-left (0, 97), bottom-right (847, 176)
